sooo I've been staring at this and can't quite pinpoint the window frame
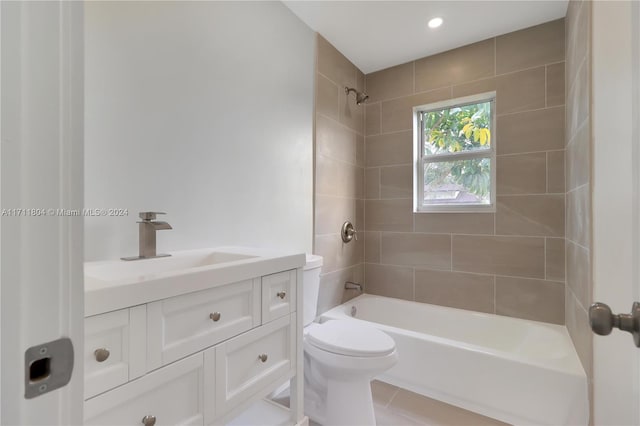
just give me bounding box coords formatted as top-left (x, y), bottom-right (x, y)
top-left (413, 91), bottom-right (497, 213)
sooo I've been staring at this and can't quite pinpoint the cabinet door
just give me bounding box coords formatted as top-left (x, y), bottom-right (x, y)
top-left (85, 306), bottom-right (146, 399)
top-left (261, 270), bottom-right (296, 323)
top-left (213, 314), bottom-right (295, 416)
top-left (84, 353), bottom-right (204, 426)
top-left (147, 279), bottom-right (260, 369)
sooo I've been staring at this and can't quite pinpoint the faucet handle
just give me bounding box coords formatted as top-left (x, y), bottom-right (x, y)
top-left (139, 212), bottom-right (166, 221)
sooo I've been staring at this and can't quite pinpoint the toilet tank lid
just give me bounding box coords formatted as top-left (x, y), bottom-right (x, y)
top-left (305, 254), bottom-right (323, 270)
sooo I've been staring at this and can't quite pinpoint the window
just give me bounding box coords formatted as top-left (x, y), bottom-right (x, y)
top-left (414, 92), bottom-right (496, 212)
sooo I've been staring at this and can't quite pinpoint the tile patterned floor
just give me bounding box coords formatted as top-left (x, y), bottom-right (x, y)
top-left (369, 380), bottom-right (510, 426)
top-left (303, 380), bottom-right (510, 426)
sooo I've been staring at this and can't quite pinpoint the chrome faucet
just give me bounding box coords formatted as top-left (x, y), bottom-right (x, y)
top-left (121, 212), bottom-right (172, 261)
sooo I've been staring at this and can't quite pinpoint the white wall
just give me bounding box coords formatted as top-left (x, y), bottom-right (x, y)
top-left (85, 1), bottom-right (314, 261)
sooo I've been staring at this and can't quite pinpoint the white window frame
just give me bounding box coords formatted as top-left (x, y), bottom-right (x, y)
top-left (413, 91), bottom-right (497, 213)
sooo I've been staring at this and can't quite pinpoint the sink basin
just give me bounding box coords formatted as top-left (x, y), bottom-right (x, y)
top-left (84, 247), bottom-right (305, 317)
top-left (85, 250), bottom-right (257, 282)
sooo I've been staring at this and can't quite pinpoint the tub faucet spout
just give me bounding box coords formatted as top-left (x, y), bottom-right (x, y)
top-left (345, 281), bottom-right (362, 292)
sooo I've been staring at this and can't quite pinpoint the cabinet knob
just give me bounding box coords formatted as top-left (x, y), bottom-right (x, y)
top-left (209, 312), bottom-right (221, 322)
top-left (141, 415), bottom-right (156, 426)
top-left (94, 348), bottom-right (110, 362)
top-left (276, 291), bottom-right (286, 300)
top-left (258, 353), bottom-right (268, 363)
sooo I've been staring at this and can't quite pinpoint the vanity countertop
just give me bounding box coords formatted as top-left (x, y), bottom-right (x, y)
top-left (84, 247), bottom-right (305, 316)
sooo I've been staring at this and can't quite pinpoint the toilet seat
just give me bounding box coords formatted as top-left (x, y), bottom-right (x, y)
top-left (306, 320), bottom-right (395, 357)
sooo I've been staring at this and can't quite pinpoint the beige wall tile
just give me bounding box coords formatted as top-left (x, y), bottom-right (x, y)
top-left (567, 240), bottom-right (590, 308)
top-left (364, 231), bottom-right (381, 263)
top-left (453, 235), bottom-right (545, 278)
top-left (316, 154), bottom-right (363, 198)
top-left (497, 152), bottom-right (547, 195)
top-left (547, 150), bottom-right (565, 193)
top-left (496, 19), bottom-right (565, 75)
top-left (566, 123), bottom-right (590, 190)
top-left (496, 66), bottom-right (546, 115)
top-left (365, 263), bottom-right (414, 300)
top-left (356, 199), bottom-right (364, 230)
top-left (566, 184), bottom-right (590, 248)
top-left (566, 60), bottom-right (589, 137)
top-left (566, 0), bottom-right (589, 84)
top-left (497, 106), bottom-right (565, 155)
top-left (316, 114), bottom-right (359, 166)
top-left (414, 39), bottom-right (495, 92)
top-left (355, 133), bottom-right (365, 167)
top-left (365, 62), bottom-right (414, 102)
top-left (317, 73), bottom-right (340, 120)
top-left (414, 269), bottom-right (494, 313)
top-left (356, 69), bottom-right (365, 92)
top-left (496, 195), bottom-right (565, 237)
top-left (366, 130), bottom-right (413, 167)
top-left (340, 86), bottom-right (365, 134)
top-left (389, 388), bottom-right (509, 426)
top-left (365, 102), bottom-right (381, 136)
top-left (547, 62), bottom-right (566, 107)
top-left (565, 286), bottom-right (593, 375)
top-left (380, 165), bottom-right (412, 199)
top-left (546, 237), bottom-right (566, 282)
top-left (496, 276), bottom-right (564, 324)
top-left (381, 88), bottom-right (451, 133)
top-left (315, 195), bottom-right (356, 235)
top-left (315, 233), bottom-right (363, 274)
top-left (365, 167), bottom-right (380, 199)
top-left (452, 77), bottom-right (497, 98)
top-left (414, 212), bottom-right (494, 235)
top-left (381, 232), bottom-right (451, 269)
top-left (365, 199), bottom-right (413, 231)
top-left (317, 35), bottom-right (357, 87)
top-left (317, 264), bottom-right (364, 315)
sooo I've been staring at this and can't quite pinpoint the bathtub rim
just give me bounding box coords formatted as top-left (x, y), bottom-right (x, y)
top-left (320, 293), bottom-right (586, 378)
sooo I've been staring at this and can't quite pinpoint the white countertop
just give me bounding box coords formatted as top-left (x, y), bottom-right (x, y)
top-left (84, 247), bottom-right (305, 317)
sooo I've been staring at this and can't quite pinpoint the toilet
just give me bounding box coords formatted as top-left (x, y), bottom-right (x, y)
top-left (303, 255), bottom-right (398, 426)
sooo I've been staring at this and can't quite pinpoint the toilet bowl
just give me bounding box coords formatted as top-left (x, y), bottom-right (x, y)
top-left (302, 255), bottom-right (398, 425)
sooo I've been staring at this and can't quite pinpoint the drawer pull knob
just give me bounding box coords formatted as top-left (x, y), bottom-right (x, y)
top-left (276, 291), bottom-right (286, 300)
top-left (141, 415), bottom-right (156, 426)
top-left (209, 312), bottom-right (221, 322)
top-left (258, 353), bottom-right (268, 363)
top-left (94, 348), bottom-right (110, 362)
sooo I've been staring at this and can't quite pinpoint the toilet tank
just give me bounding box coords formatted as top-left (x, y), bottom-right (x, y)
top-left (303, 254), bottom-right (323, 326)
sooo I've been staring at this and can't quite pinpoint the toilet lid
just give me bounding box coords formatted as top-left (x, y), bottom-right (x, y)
top-left (306, 320), bottom-right (396, 357)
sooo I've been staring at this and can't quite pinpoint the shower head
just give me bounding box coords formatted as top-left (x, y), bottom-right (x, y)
top-left (345, 87), bottom-right (369, 105)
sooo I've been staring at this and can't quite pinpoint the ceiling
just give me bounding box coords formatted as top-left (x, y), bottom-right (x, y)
top-left (283, 1), bottom-right (569, 74)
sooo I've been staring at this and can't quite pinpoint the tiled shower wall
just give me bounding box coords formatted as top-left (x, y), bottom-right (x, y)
top-left (565, 0), bottom-right (593, 409)
top-left (363, 19), bottom-right (567, 324)
top-left (314, 35), bottom-right (366, 314)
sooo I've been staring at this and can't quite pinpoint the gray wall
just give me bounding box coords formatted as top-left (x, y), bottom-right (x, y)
top-left (85, 1), bottom-right (315, 260)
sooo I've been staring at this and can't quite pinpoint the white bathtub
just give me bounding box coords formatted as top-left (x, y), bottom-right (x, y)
top-left (321, 294), bottom-right (588, 426)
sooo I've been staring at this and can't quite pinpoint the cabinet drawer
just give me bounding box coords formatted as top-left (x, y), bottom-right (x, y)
top-left (261, 270), bottom-right (296, 323)
top-left (214, 314), bottom-right (295, 415)
top-left (84, 306), bottom-right (146, 399)
top-left (147, 279), bottom-right (260, 369)
top-left (84, 352), bottom-right (204, 426)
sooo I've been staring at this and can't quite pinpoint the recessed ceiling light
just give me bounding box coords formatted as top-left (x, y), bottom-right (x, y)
top-left (428, 17), bottom-right (443, 29)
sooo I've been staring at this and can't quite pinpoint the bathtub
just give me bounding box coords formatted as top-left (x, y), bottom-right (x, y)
top-left (321, 294), bottom-right (588, 426)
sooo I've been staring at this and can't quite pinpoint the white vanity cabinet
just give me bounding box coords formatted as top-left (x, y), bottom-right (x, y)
top-left (83, 264), bottom-right (303, 426)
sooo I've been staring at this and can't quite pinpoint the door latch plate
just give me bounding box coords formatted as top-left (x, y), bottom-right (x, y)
top-left (24, 337), bottom-right (74, 399)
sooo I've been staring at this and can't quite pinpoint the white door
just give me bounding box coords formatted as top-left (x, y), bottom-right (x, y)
top-left (0, 1), bottom-right (84, 424)
top-left (592, 1), bottom-right (640, 424)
